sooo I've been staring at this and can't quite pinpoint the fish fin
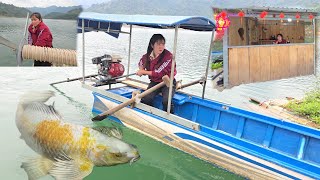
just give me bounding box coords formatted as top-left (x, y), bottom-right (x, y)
top-left (93, 126), bottom-right (123, 139)
top-left (23, 101), bottom-right (62, 122)
top-left (21, 156), bottom-right (54, 180)
top-left (19, 90), bottom-right (55, 107)
top-left (49, 158), bottom-right (93, 180)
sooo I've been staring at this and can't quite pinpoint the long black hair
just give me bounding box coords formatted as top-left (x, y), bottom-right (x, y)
top-left (277, 33), bottom-right (283, 39)
top-left (144, 34), bottom-right (166, 70)
top-left (30, 12), bottom-right (43, 22)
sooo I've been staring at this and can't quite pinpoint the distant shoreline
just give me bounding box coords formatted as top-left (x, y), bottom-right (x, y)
top-left (0, 16), bottom-right (76, 21)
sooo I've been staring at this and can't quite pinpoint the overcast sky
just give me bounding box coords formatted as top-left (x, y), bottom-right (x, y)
top-left (0, 0), bottom-right (109, 8)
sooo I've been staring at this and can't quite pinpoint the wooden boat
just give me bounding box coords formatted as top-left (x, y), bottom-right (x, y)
top-left (78, 12), bottom-right (320, 179)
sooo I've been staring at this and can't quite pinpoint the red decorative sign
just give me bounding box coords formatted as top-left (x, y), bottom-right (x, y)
top-left (215, 11), bottom-right (230, 31)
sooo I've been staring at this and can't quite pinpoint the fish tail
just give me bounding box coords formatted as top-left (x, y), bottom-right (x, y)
top-left (21, 156), bottom-right (54, 180)
top-left (19, 90), bottom-right (55, 107)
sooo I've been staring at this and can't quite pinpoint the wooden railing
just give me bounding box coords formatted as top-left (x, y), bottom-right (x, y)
top-left (228, 44), bottom-right (314, 87)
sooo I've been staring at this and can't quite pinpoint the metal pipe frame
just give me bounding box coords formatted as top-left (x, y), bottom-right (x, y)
top-left (17, 12), bottom-right (29, 66)
top-left (81, 27), bottom-right (131, 34)
top-left (223, 29), bottom-right (229, 87)
top-left (167, 26), bottom-right (179, 114)
top-left (82, 19), bottom-right (85, 83)
top-left (313, 18), bottom-right (316, 75)
top-left (316, 18), bottom-right (320, 76)
top-left (127, 25), bottom-right (132, 75)
top-left (202, 28), bottom-right (215, 99)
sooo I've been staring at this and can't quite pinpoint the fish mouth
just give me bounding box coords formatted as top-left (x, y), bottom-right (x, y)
top-left (130, 155), bottom-right (140, 165)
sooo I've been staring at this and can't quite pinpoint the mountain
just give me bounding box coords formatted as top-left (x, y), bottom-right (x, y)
top-left (0, 2), bottom-right (31, 17)
top-left (44, 7), bottom-right (82, 20)
top-left (86, 0), bottom-right (214, 18)
top-left (28, 5), bottom-right (82, 16)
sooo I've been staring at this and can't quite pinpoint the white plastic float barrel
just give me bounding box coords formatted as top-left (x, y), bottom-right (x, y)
top-left (21, 45), bottom-right (77, 66)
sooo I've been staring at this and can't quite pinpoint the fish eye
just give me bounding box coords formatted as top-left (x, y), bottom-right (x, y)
top-left (114, 153), bottom-right (122, 157)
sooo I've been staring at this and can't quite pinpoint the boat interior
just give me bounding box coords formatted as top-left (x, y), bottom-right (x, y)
top-left (93, 77), bottom-right (320, 178)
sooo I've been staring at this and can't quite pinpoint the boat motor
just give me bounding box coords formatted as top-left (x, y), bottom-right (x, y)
top-left (92, 54), bottom-right (125, 86)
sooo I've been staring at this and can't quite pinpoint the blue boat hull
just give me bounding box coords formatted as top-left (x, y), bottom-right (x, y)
top-left (90, 85), bottom-right (320, 179)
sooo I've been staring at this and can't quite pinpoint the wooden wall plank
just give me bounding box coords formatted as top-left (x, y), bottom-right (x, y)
top-left (229, 17), bottom-right (247, 46)
top-left (259, 46), bottom-right (271, 81)
top-left (228, 48), bottom-right (239, 86)
top-left (289, 45), bottom-right (298, 77)
top-left (297, 46), bottom-right (306, 75)
top-left (249, 47), bottom-right (260, 82)
top-left (271, 22), bottom-right (280, 38)
top-left (305, 45), bottom-right (314, 74)
top-left (279, 46), bottom-right (290, 78)
top-left (227, 43), bottom-right (314, 87)
top-left (237, 48), bottom-right (250, 84)
top-left (255, 20), bottom-right (305, 44)
top-left (270, 46), bottom-right (281, 80)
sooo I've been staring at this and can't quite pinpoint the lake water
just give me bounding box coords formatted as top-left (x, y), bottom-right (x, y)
top-left (0, 17), bottom-right (77, 66)
top-left (0, 22), bottom-right (319, 180)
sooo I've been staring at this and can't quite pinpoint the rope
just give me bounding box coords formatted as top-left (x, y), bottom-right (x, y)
top-left (22, 45), bottom-right (77, 66)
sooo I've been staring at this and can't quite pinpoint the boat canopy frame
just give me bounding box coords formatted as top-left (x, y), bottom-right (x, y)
top-left (78, 12), bottom-right (216, 114)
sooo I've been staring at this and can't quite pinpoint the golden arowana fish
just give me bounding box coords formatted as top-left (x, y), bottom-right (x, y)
top-left (15, 91), bottom-right (140, 180)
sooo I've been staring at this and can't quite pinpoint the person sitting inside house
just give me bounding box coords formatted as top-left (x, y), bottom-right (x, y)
top-left (274, 34), bottom-right (287, 44)
top-left (136, 34), bottom-right (176, 113)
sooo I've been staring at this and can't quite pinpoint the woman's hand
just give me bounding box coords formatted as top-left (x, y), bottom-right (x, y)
top-left (136, 69), bottom-right (152, 76)
top-left (136, 69), bottom-right (144, 77)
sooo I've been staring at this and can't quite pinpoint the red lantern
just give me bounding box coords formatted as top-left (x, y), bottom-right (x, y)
top-left (238, 10), bottom-right (245, 25)
top-left (260, 11), bottom-right (268, 18)
top-left (279, 12), bottom-right (285, 23)
top-left (309, 14), bottom-right (314, 20)
top-left (295, 13), bottom-right (301, 23)
top-left (309, 14), bottom-right (314, 24)
top-left (215, 11), bottom-right (231, 31)
top-left (260, 11), bottom-right (268, 24)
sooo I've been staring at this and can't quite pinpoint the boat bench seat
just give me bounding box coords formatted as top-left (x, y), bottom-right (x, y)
top-left (108, 86), bottom-right (187, 105)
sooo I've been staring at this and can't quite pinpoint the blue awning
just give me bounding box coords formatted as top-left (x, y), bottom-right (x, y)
top-left (77, 12), bottom-right (215, 38)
